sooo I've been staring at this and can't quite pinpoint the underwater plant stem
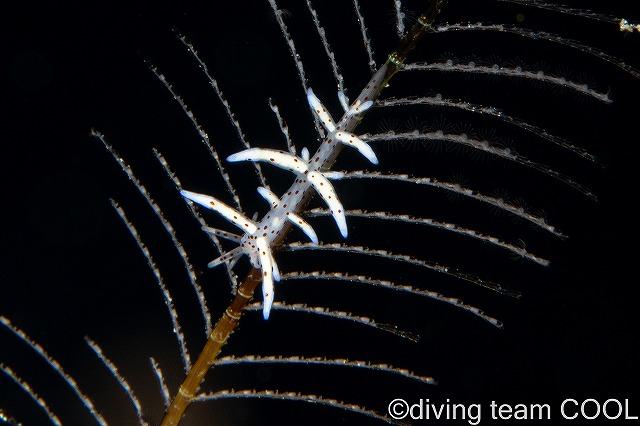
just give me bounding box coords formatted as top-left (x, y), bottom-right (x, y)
top-left (160, 268), bottom-right (263, 426)
top-left (160, 3), bottom-right (444, 424)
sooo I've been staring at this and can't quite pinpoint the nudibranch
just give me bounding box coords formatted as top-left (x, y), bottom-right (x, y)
top-left (182, 88), bottom-right (375, 319)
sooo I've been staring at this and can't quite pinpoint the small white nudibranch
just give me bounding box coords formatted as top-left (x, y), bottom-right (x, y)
top-left (184, 88), bottom-right (378, 320)
top-left (180, 189), bottom-right (279, 319)
top-left (306, 88), bottom-right (377, 165)
top-left (227, 148), bottom-right (347, 238)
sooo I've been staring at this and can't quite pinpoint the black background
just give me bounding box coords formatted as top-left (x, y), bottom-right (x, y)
top-left (2, 0), bottom-right (639, 425)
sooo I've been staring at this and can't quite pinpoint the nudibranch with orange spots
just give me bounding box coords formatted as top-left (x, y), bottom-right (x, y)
top-left (180, 88), bottom-right (378, 319)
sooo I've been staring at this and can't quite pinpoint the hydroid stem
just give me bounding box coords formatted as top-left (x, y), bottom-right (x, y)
top-left (161, 268), bottom-right (262, 426)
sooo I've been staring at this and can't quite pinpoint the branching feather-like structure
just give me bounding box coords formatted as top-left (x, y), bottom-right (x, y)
top-left (2, 0), bottom-right (639, 425)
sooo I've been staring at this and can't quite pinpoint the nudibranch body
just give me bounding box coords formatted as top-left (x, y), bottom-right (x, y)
top-left (182, 74), bottom-right (389, 318)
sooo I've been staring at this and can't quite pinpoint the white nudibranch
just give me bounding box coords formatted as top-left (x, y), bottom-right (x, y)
top-left (306, 88), bottom-right (377, 165)
top-left (181, 189), bottom-right (280, 319)
top-left (184, 88), bottom-right (377, 320)
top-left (227, 148), bottom-right (347, 238)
